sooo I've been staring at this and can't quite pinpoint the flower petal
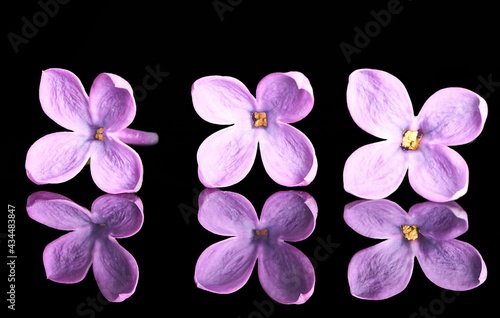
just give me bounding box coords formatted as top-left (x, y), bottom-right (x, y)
top-left (259, 191), bottom-right (317, 242)
top-left (258, 241), bottom-right (315, 304)
top-left (90, 194), bottom-right (144, 238)
top-left (90, 138), bottom-right (143, 193)
top-left (256, 72), bottom-right (314, 123)
top-left (195, 237), bottom-right (258, 294)
top-left (198, 189), bottom-right (259, 237)
top-left (26, 132), bottom-right (92, 185)
top-left (348, 239), bottom-right (414, 300)
top-left (39, 68), bottom-right (92, 132)
top-left (93, 238), bottom-right (139, 302)
top-left (112, 128), bottom-right (159, 146)
top-left (259, 123), bottom-right (317, 186)
top-left (416, 237), bottom-right (487, 291)
top-left (89, 73), bottom-right (136, 132)
top-left (415, 88), bottom-right (488, 146)
top-left (197, 125), bottom-right (258, 188)
top-left (408, 144), bottom-right (468, 202)
top-left (26, 191), bottom-right (92, 230)
top-left (344, 199), bottom-right (409, 239)
top-left (43, 230), bottom-right (94, 283)
top-left (192, 75), bottom-right (256, 125)
top-left (346, 69), bottom-right (414, 140)
top-left (408, 201), bottom-right (468, 240)
top-left (343, 141), bottom-right (408, 199)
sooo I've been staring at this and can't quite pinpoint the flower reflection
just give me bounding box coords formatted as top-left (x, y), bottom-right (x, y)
top-left (26, 191), bottom-right (143, 302)
top-left (194, 189), bottom-right (317, 304)
top-left (344, 199), bottom-right (487, 300)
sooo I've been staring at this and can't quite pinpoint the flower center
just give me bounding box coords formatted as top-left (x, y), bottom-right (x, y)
top-left (401, 129), bottom-right (423, 151)
top-left (99, 223), bottom-right (106, 227)
top-left (254, 228), bottom-right (268, 236)
top-left (95, 127), bottom-right (105, 141)
top-left (401, 224), bottom-right (419, 240)
top-left (252, 112), bottom-right (267, 128)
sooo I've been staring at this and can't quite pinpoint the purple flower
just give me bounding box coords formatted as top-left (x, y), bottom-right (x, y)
top-left (343, 69), bottom-right (488, 202)
top-left (26, 191), bottom-right (143, 302)
top-left (194, 189), bottom-right (317, 304)
top-left (26, 68), bottom-right (159, 194)
top-left (344, 199), bottom-right (487, 300)
top-left (191, 72), bottom-right (317, 188)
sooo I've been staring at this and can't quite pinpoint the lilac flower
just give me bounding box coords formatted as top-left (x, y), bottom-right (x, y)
top-left (194, 189), bottom-right (317, 304)
top-left (343, 69), bottom-right (488, 202)
top-left (26, 68), bottom-right (159, 194)
top-left (344, 199), bottom-right (487, 300)
top-left (191, 72), bottom-right (317, 188)
top-left (26, 191), bottom-right (143, 302)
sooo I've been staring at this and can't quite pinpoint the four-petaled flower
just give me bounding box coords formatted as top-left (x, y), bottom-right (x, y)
top-left (344, 199), bottom-right (487, 300)
top-left (194, 189), bottom-right (317, 304)
top-left (26, 68), bottom-right (159, 194)
top-left (343, 69), bottom-right (488, 202)
top-left (191, 72), bottom-right (318, 188)
top-left (27, 191), bottom-right (144, 302)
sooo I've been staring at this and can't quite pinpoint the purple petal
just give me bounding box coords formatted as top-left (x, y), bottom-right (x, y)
top-left (197, 126), bottom-right (258, 188)
top-left (90, 194), bottom-right (144, 238)
top-left (258, 242), bottom-right (315, 304)
top-left (112, 128), bottom-right (159, 146)
top-left (343, 141), bottom-right (408, 199)
top-left (255, 72), bottom-right (314, 123)
top-left (344, 199), bottom-right (409, 239)
top-left (408, 201), bottom-right (468, 240)
top-left (93, 238), bottom-right (139, 302)
top-left (416, 237), bottom-right (487, 291)
top-left (43, 230), bottom-right (94, 283)
top-left (198, 189), bottom-right (259, 237)
top-left (90, 138), bottom-right (143, 193)
top-left (195, 237), bottom-right (258, 294)
top-left (259, 191), bottom-right (317, 242)
top-left (346, 69), bottom-right (414, 140)
top-left (408, 144), bottom-right (468, 202)
top-left (348, 239), bottom-right (414, 300)
top-left (39, 68), bottom-right (92, 133)
top-left (26, 191), bottom-right (92, 230)
top-left (192, 76), bottom-right (256, 125)
top-left (89, 73), bottom-right (136, 132)
top-left (26, 132), bottom-right (92, 185)
top-left (259, 123), bottom-right (317, 187)
top-left (415, 88), bottom-right (488, 146)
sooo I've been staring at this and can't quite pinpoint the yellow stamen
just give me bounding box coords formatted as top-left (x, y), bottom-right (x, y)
top-left (254, 229), bottom-right (268, 236)
top-left (95, 127), bottom-right (104, 141)
top-left (99, 223), bottom-right (106, 227)
top-left (401, 129), bottom-right (423, 150)
top-left (252, 112), bottom-right (267, 127)
top-left (401, 225), bottom-right (419, 240)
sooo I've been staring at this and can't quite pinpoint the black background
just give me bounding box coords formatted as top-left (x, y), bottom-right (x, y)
top-left (5, 0), bottom-right (499, 317)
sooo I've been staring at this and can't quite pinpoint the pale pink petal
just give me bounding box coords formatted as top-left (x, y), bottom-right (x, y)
top-left (39, 68), bottom-right (92, 133)
top-left (26, 132), bottom-right (92, 185)
top-left (93, 238), bottom-right (139, 302)
top-left (408, 144), bottom-right (468, 202)
top-left (89, 73), bottom-right (136, 132)
top-left (259, 123), bottom-right (317, 187)
top-left (255, 72), bottom-right (314, 123)
top-left (343, 141), bottom-right (408, 199)
top-left (347, 69), bottom-right (414, 140)
top-left (348, 239), bottom-right (414, 300)
top-left (197, 125), bottom-right (258, 188)
top-left (192, 76), bottom-right (256, 125)
top-left (415, 88), bottom-right (488, 146)
top-left (258, 242), bottom-right (315, 304)
top-left (195, 238), bottom-right (258, 294)
top-left (112, 128), bottom-right (159, 146)
top-left (90, 138), bottom-right (143, 194)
